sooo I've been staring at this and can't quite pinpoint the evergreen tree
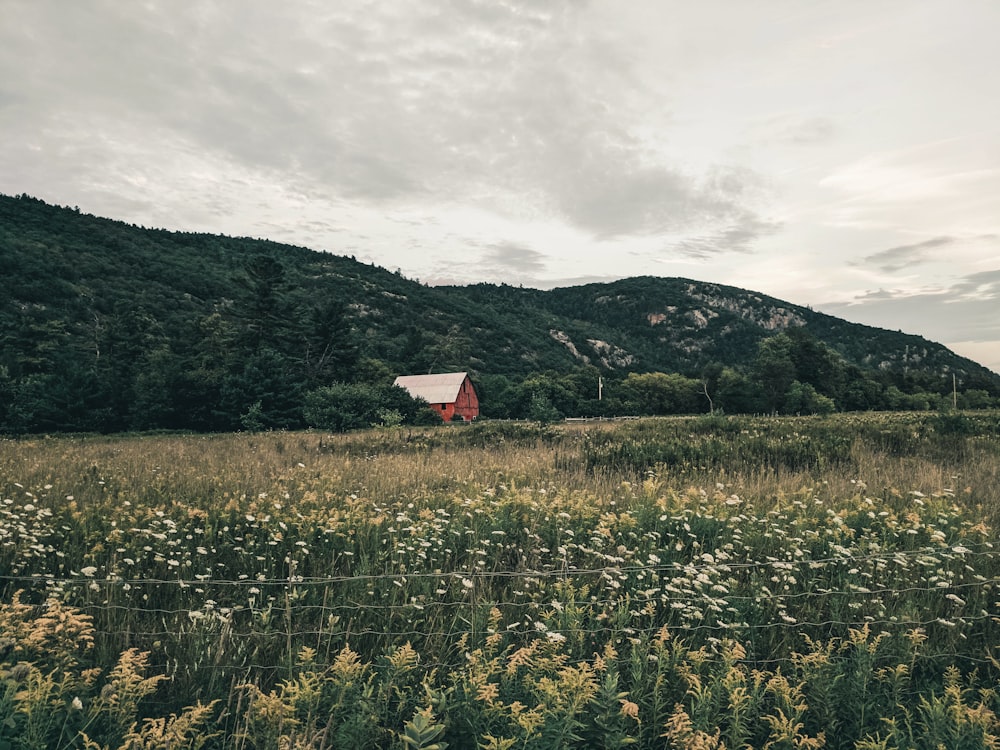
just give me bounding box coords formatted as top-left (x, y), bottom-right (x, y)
top-left (753, 335), bottom-right (797, 413)
top-left (301, 300), bottom-right (361, 385)
top-left (237, 254), bottom-right (288, 351)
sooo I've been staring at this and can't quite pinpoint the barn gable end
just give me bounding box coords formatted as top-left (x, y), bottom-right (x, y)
top-left (393, 372), bottom-right (479, 422)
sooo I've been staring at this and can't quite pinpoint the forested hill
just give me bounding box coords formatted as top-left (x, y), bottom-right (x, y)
top-left (2, 193), bottom-right (998, 432)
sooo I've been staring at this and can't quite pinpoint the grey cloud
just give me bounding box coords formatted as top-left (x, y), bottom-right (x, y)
top-left (0, 1), bottom-right (771, 242)
top-left (458, 66), bottom-right (770, 240)
top-left (259, 218), bottom-right (345, 238)
top-left (746, 113), bottom-right (837, 148)
top-left (671, 213), bottom-right (782, 258)
top-left (784, 117), bottom-right (836, 145)
top-left (849, 288), bottom-right (906, 301)
top-left (858, 236), bottom-right (956, 272)
top-left (822, 272), bottom-right (1000, 345)
top-left (952, 268), bottom-right (1000, 299)
top-left (821, 290), bottom-right (1000, 374)
top-left (773, 116), bottom-right (837, 145)
top-left (300, 219), bottom-right (347, 233)
top-left (421, 237), bottom-right (549, 287)
top-left (388, 215), bottom-right (440, 228)
top-left (482, 242), bottom-right (547, 273)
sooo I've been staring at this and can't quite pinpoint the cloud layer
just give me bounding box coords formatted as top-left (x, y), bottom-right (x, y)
top-left (0, 2), bottom-right (771, 244)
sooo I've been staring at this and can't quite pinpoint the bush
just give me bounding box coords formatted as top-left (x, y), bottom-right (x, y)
top-left (304, 383), bottom-right (433, 432)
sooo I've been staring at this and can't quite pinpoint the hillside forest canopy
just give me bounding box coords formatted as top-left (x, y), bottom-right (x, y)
top-left (2, 193), bottom-right (999, 434)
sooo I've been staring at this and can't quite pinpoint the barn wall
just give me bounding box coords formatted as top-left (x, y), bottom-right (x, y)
top-left (452, 377), bottom-right (479, 421)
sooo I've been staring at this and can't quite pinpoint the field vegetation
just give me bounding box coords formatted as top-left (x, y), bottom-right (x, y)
top-left (1, 411), bottom-right (999, 748)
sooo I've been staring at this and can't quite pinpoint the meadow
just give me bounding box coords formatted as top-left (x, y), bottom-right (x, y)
top-left (1, 411), bottom-right (999, 749)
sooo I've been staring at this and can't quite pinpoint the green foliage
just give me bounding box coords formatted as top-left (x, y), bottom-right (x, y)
top-left (303, 383), bottom-right (433, 432)
top-left (459, 421), bottom-right (560, 448)
top-left (400, 708), bottom-right (449, 750)
top-left (785, 325), bottom-right (847, 400)
top-left (578, 411), bottom-right (1000, 476)
top-left (785, 381), bottom-right (837, 415)
top-left (713, 366), bottom-right (757, 414)
top-left (1, 194), bottom-right (998, 433)
top-left (929, 410), bottom-right (976, 436)
top-left (1, 414), bottom-right (1000, 746)
top-left (221, 348), bottom-right (305, 430)
top-left (527, 393), bottom-right (562, 424)
top-left (755, 333), bottom-right (798, 413)
top-left (620, 371), bottom-right (704, 415)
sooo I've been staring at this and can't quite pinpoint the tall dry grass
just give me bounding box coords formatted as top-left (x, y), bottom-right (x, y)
top-left (1, 412), bottom-right (999, 748)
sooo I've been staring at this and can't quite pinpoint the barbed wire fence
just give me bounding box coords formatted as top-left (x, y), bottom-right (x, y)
top-left (4, 543), bottom-right (999, 723)
top-left (5, 544), bottom-right (998, 660)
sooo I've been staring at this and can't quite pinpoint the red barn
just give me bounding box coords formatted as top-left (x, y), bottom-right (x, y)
top-left (393, 372), bottom-right (479, 422)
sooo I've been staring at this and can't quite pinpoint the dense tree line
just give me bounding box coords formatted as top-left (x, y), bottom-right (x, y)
top-left (2, 193), bottom-right (998, 434)
top-left (1, 298), bottom-right (995, 434)
top-left (0, 244), bottom-right (439, 433)
top-left (476, 330), bottom-right (999, 422)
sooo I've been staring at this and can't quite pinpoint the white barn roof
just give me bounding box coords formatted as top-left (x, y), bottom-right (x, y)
top-left (393, 372), bottom-right (469, 404)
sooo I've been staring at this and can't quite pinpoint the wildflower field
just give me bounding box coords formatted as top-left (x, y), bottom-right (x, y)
top-left (2, 411), bottom-right (1000, 748)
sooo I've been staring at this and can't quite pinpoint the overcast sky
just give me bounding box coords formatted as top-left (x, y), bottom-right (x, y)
top-left (2, 1), bottom-right (998, 374)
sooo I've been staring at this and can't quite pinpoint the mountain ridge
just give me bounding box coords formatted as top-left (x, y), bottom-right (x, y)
top-left (2, 193), bottom-right (997, 432)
